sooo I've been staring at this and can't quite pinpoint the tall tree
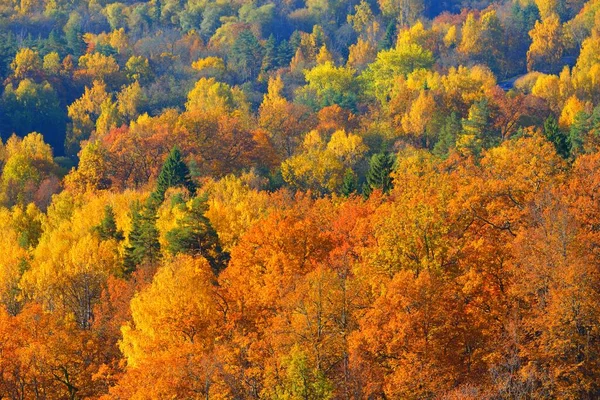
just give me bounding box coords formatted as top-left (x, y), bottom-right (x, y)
top-left (364, 152), bottom-right (395, 196)
top-left (152, 146), bottom-right (196, 204)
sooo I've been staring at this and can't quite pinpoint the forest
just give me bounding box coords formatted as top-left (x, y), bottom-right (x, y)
top-left (1, 0), bottom-right (600, 398)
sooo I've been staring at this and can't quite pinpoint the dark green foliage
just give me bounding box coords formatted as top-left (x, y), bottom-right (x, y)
top-left (123, 200), bottom-right (161, 276)
top-left (276, 39), bottom-right (294, 68)
top-left (364, 152), bottom-right (395, 196)
top-left (152, 146), bottom-right (196, 204)
top-left (341, 168), bottom-right (358, 197)
top-left (230, 30), bottom-right (264, 82)
top-left (94, 205), bottom-right (124, 242)
top-left (165, 195), bottom-right (226, 273)
top-left (64, 13), bottom-right (86, 57)
top-left (262, 34), bottom-right (277, 74)
top-left (433, 113), bottom-right (461, 157)
top-left (544, 115), bottom-right (570, 158)
top-left (569, 111), bottom-right (590, 158)
top-left (380, 22), bottom-right (397, 50)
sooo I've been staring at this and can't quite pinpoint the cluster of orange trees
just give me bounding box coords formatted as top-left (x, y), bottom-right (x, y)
top-left (2, 135), bottom-right (600, 398)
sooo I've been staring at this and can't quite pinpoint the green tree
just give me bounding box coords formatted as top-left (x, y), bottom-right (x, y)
top-left (568, 111), bottom-right (590, 158)
top-left (433, 113), bottom-right (461, 157)
top-left (165, 195), bottom-right (225, 273)
top-left (124, 200), bottom-right (160, 275)
top-left (152, 146), bottom-right (196, 204)
top-left (229, 30), bottom-right (264, 82)
top-left (364, 151), bottom-right (395, 196)
top-left (544, 115), bottom-right (570, 158)
top-left (261, 34), bottom-right (276, 74)
top-left (341, 168), bottom-right (358, 197)
top-left (93, 205), bottom-right (124, 242)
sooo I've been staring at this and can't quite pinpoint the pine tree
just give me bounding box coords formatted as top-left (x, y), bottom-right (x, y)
top-left (152, 146), bottom-right (196, 204)
top-left (544, 115), bottom-right (570, 158)
top-left (94, 205), bottom-right (124, 241)
top-left (569, 111), bottom-right (590, 158)
top-left (123, 200), bottom-right (161, 276)
top-left (276, 39), bottom-right (294, 68)
top-left (433, 113), bottom-right (461, 157)
top-left (230, 30), bottom-right (264, 81)
top-left (379, 21), bottom-right (397, 50)
top-left (165, 195), bottom-right (226, 273)
top-left (364, 152), bottom-right (395, 196)
top-left (341, 168), bottom-right (358, 197)
top-left (262, 34), bottom-right (276, 74)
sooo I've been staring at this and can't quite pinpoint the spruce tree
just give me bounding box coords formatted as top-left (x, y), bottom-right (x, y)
top-left (230, 30), bottom-right (264, 81)
top-left (165, 195), bottom-right (225, 273)
top-left (433, 113), bottom-right (461, 157)
top-left (94, 205), bottom-right (124, 241)
top-left (568, 111), bottom-right (590, 158)
top-left (152, 146), bottom-right (196, 203)
top-left (341, 169), bottom-right (358, 197)
top-left (544, 115), bottom-right (570, 158)
top-left (379, 21), bottom-right (397, 50)
top-left (123, 200), bottom-right (161, 276)
top-left (276, 39), bottom-right (294, 68)
top-left (262, 34), bottom-right (276, 73)
top-left (364, 152), bottom-right (395, 196)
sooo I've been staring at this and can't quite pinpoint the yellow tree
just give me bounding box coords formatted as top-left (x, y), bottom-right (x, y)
top-left (527, 14), bottom-right (565, 72)
top-left (115, 255), bottom-right (222, 398)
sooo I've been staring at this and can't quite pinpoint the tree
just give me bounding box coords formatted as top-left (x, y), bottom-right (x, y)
top-left (114, 255), bottom-right (221, 398)
top-left (527, 14), bottom-right (564, 72)
top-left (165, 195), bottom-right (225, 273)
top-left (229, 30), bottom-right (263, 82)
top-left (123, 200), bottom-right (160, 274)
top-left (152, 146), bottom-right (196, 203)
top-left (298, 62), bottom-right (359, 111)
top-left (94, 205), bottom-right (124, 242)
top-left (544, 115), bottom-right (570, 158)
top-left (10, 48), bottom-right (42, 79)
top-left (341, 168), bottom-right (358, 197)
top-left (364, 152), bottom-right (395, 196)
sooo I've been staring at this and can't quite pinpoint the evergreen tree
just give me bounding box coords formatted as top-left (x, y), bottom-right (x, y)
top-left (152, 146), bottom-right (196, 204)
top-left (364, 152), bottom-right (395, 196)
top-left (569, 111), bottom-right (590, 158)
top-left (544, 115), bottom-right (570, 158)
top-left (262, 34), bottom-right (276, 73)
top-left (64, 13), bottom-right (86, 57)
top-left (165, 195), bottom-right (226, 273)
top-left (94, 205), bottom-right (124, 241)
top-left (341, 168), bottom-right (358, 197)
top-left (276, 39), bottom-right (294, 68)
top-left (230, 30), bottom-right (264, 81)
top-left (459, 99), bottom-right (496, 156)
top-left (123, 200), bottom-right (161, 275)
top-left (433, 113), bottom-right (461, 157)
top-left (379, 21), bottom-right (397, 50)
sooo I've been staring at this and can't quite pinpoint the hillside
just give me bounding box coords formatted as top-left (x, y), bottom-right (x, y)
top-left (1, 0), bottom-right (600, 398)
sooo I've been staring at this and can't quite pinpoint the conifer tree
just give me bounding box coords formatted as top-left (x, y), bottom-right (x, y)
top-left (433, 113), bottom-right (461, 157)
top-left (262, 34), bottom-right (276, 74)
top-left (380, 21), bottom-right (397, 50)
top-left (94, 205), bottom-right (124, 241)
top-left (364, 152), bottom-right (395, 196)
top-left (568, 111), bottom-right (590, 158)
top-left (152, 146), bottom-right (196, 204)
top-left (165, 195), bottom-right (226, 273)
top-left (544, 115), bottom-right (570, 158)
top-left (277, 39), bottom-right (294, 68)
top-left (123, 200), bottom-right (161, 275)
top-left (341, 168), bottom-right (358, 197)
